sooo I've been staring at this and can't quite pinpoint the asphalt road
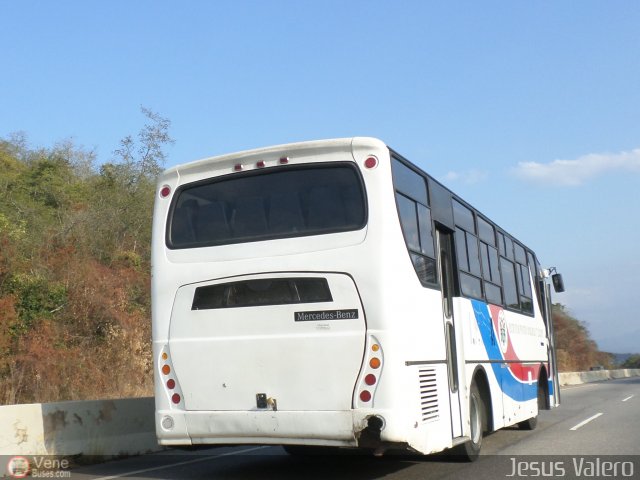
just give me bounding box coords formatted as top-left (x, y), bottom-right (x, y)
top-left (72, 377), bottom-right (640, 480)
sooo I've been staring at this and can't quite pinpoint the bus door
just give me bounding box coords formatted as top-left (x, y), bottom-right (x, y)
top-left (436, 227), bottom-right (463, 439)
top-left (543, 282), bottom-right (561, 407)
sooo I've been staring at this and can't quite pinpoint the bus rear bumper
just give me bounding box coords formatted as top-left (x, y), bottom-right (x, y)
top-left (156, 410), bottom-right (394, 447)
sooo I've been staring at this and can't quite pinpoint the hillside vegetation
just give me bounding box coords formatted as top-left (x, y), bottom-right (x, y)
top-left (0, 109), bottom-right (172, 404)
top-left (0, 116), bottom-right (617, 405)
top-left (620, 354), bottom-right (640, 368)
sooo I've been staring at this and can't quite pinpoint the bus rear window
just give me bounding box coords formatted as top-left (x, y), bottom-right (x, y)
top-left (167, 163), bottom-right (366, 248)
top-left (192, 277), bottom-right (332, 310)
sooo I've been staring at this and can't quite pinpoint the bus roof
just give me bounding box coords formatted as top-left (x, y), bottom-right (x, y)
top-left (160, 137), bottom-right (388, 181)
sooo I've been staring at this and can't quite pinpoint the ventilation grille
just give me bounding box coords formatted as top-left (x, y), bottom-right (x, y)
top-left (419, 368), bottom-right (439, 422)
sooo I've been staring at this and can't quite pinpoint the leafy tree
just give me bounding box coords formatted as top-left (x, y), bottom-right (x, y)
top-left (622, 355), bottom-right (640, 369)
top-left (87, 107), bottom-right (173, 262)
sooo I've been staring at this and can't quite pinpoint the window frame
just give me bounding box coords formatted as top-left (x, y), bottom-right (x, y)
top-left (452, 199), bottom-right (484, 301)
top-left (166, 162), bottom-right (368, 249)
top-left (392, 157), bottom-right (438, 288)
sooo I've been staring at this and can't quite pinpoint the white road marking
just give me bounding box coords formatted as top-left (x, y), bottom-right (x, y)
top-left (622, 395), bottom-right (634, 402)
top-left (93, 446), bottom-right (268, 480)
top-left (570, 412), bottom-right (603, 431)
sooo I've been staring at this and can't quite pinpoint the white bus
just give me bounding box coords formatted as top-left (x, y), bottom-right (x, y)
top-left (151, 137), bottom-right (564, 459)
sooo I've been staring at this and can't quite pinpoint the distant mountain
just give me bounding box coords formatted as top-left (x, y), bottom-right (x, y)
top-left (609, 353), bottom-right (635, 366)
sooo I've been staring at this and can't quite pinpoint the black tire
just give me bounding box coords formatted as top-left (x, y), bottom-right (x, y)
top-left (452, 381), bottom-right (485, 461)
top-left (518, 415), bottom-right (538, 430)
top-left (518, 376), bottom-right (545, 430)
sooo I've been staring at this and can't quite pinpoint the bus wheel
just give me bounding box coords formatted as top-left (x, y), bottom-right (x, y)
top-left (518, 415), bottom-right (538, 430)
top-left (453, 381), bottom-right (485, 461)
top-left (518, 379), bottom-right (544, 430)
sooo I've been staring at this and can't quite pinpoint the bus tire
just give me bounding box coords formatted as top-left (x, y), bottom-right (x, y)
top-left (453, 381), bottom-right (485, 461)
top-left (518, 377), bottom-right (545, 430)
top-left (518, 415), bottom-right (538, 430)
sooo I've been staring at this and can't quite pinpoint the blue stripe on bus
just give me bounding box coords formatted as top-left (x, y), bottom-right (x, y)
top-left (470, 299), bottom-right (537, 402)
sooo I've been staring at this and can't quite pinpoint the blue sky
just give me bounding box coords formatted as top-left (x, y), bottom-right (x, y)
top-left (2, 1), bottom-right (639, 353)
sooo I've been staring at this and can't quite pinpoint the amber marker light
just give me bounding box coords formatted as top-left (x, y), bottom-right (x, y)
top-left (162, 365), bottom-right (171, 375)
top-left (369, 357), bottom-right (381, 369)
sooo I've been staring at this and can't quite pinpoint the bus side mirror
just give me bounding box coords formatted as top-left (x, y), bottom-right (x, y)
top-left (552, 273), bottom-right (565, 293)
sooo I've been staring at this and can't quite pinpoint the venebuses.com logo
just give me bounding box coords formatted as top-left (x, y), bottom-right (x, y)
top-left (6, 455), bottom-right (71, 478)
top-left (6, 456), bottom-right (30, 478)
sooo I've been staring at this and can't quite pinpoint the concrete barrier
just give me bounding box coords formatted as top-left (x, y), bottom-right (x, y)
top-left (559, 368), bottom-right (640, 386)
top-left (0, 397), bottom-right (159, 474)
top-left (1, 368), bottom-right (638, 473)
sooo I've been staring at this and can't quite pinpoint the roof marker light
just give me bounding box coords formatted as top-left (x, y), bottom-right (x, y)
top-left (234, 164), bottom-right (243, 172)
top-left (364, 156), bottom-right (378, 169)
top-left (160, 185), bottom-right (171, 198)
top-left (256, 160), bottom-right (266, 168)
top-left (279, 157), bottom-right (289, 165)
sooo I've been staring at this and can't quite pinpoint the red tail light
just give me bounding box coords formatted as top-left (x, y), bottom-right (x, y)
top-left (160, 347), bottom-right (183, 408)
top-left (355, 336), bottom-right (384, 407)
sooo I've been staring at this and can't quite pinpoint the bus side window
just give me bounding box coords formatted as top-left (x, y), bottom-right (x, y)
top-left (500, 257), bottom-right (519, 310)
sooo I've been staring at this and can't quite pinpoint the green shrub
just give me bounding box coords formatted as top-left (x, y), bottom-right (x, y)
top-left (5, 273), bottom-right (67, 335)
